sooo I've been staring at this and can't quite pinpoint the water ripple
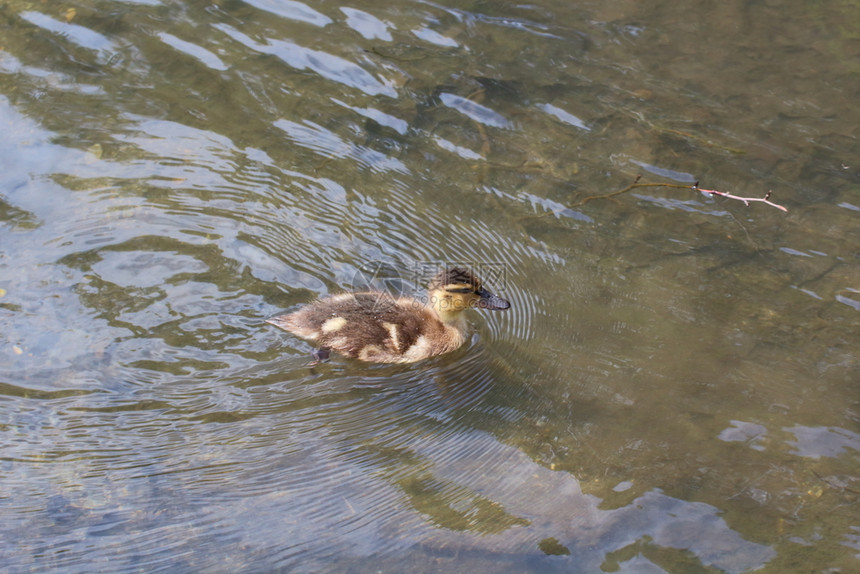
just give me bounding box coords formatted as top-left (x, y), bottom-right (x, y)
top-left (19, 11), bottom-right (118, 60)
top-left (439, 93), bottom-right (513, 129)
top-left (245, 0), bottom-right (333, 27)
top-left (274, 119), bottom-right (409, 174)
top-left (214, 24), bottom-right (397, 98)
top-left (157, 32), bottom-right (228, 71)
top-left (341, 7), bottom-right (393, 41)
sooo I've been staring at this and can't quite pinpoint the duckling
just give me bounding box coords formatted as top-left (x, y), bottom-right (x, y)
top-left (266, 267), bottom-right (510, 363)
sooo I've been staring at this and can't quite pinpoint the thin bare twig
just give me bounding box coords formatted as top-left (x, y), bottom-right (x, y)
top-left (694, 184), bottom-right (788, 212)
top-left (812, 470), bottom-right (860, 495)
top-left (570, 175), bottom-right (788, 212)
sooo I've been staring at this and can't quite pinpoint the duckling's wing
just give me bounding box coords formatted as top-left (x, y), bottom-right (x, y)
top-left (268, 293), bottom-right (428, 357)
top-left (266, 293), bottom-right (390, 338)
top-left (327, 295), bottom-right (428, 357)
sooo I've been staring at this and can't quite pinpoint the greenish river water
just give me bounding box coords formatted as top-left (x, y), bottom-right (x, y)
top-left (1, 1), bottom-right (858, 572)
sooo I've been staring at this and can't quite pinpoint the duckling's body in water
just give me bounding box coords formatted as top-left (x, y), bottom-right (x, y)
top-left (266, 267), bottom-right (510, 363)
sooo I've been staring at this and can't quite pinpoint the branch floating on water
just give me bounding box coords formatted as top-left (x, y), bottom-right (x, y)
top-left (571, 175), bottom-right (788, 212)
top-left (692, 182), bottom-right (788, 212)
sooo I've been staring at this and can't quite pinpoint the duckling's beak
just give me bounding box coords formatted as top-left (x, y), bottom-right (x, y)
top-left (476, 287), bottom-right (510, 310)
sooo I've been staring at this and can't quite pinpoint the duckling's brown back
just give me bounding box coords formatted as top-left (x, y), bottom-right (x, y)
top-left (267, 292), bottom-right (457, 362)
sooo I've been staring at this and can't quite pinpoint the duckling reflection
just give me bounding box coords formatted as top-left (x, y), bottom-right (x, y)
top-left (267, 267), bottom-right (510, 363)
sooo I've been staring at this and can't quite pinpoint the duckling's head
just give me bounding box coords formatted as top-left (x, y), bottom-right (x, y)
top-left (427, 267), bottom-right (510, 322)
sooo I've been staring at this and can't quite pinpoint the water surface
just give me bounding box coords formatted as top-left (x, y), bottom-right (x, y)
top-left (1, 0), bottom-right (858, 572)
